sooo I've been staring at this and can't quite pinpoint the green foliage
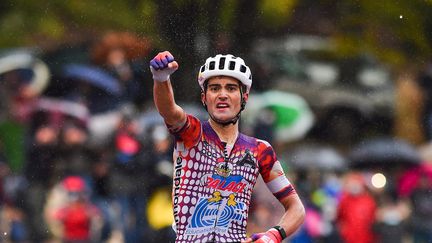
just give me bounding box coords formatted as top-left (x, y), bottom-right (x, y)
top-left (0, 0), bottom-right (431, 68)
top-left (258, 0), bottom-right (297, 29)
top-left (219, 0), bottom-right (238, 32)
top-left (333, 0), bottom-right (432, 66)
top-left (0, 0), bottom-right (141, 47)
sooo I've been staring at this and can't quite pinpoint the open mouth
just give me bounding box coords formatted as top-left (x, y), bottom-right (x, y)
top-left (216, 103), bottom-right (229, 109)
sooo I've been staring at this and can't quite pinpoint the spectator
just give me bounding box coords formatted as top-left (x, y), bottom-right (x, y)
top-left (46, 176), bottom-right (102, 243)
top-left (89, 149), bottom-right (114, 242)
top-left (146, 124), bottom-right (176, 242)
top-left (57, 119), bottom-right (96, 179)
top-left (374, 190), bottom-right (411, 243)
top-left (0, 53), bottom-right (50, 172)
top-left (417, 62), bottom-right (432, 141)
top-left (90, 31), bottom-right (152, 107)
top-left (407, 168), bottom-right (432, 242)
top-left (107, 114), bottom-right (152, 243)
top-left (0, 154), bottom-right (29, 242)
top-left (23, 122), bottom-right (60, 242)
top-left (336, 172), bottom-right (377, 243)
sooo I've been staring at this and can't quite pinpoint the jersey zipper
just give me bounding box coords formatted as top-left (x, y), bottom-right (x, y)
top-left (209, 142), bottom-right (232, 242)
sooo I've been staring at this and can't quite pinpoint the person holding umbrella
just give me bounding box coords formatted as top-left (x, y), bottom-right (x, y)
top-left (150, 51), bottom-right (305, 243)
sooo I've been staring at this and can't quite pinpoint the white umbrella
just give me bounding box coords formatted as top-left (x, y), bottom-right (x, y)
top-left (0, 52), bottom-right (50, 96)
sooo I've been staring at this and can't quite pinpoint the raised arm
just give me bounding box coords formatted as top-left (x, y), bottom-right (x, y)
top-left (150, 51), bottom-right (186, 127)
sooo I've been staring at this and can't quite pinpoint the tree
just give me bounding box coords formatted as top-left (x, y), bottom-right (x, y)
top-left (1, 0), bottom-right (431, 73)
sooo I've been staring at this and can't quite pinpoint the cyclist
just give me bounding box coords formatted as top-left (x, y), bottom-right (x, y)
top-left (150, 51), bottom-right (305, 243)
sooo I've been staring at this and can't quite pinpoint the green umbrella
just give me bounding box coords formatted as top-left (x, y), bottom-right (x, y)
top-left (243, 90), bottom-right (315, 142)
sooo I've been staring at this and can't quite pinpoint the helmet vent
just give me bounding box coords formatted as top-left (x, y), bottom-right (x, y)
top-left (209, 61), bottom-right (215, 70)
top-left (229, 61), bottom-right (236, 70)
top-left (219, 57), bottom-right (226, 69)
top-left (240, 65), bottom-right (247, 73)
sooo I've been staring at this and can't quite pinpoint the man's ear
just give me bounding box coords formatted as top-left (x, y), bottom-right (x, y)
top-left (243, 92), bottom-right (249, 103)
top-left (201, 91), bottom-right (206, 106)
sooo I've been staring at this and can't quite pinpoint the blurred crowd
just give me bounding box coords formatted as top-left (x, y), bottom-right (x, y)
top-left (0, 31), bottom-right (178, 243)
top-left (1, 31), bottom-right (432, 243)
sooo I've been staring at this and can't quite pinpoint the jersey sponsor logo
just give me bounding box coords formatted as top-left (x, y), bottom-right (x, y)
top-left (237, 149), bottom-right (256, 168)
top-left (216, 160), bottom-right (233, 177)
top-left (205, 174), bottom-right (247, 193)
top-left (173, 156), bottom-right (183, 226)
top-left (185, 196), bottom-right (246, 235)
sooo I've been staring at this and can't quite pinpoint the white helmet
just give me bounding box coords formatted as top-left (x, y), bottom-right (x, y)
top-left (198, 54), bottom-right (252, 92)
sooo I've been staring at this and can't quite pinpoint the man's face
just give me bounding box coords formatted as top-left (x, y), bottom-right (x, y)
top-left (201, 76), bottom-right (248, 122)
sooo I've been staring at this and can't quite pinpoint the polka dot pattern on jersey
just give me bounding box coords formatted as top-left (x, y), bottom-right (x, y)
top-left (170, 115), bottom-right (280, 243)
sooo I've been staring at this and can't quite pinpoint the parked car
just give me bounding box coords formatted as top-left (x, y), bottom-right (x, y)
top-left (248, 35), bottom-right (395, 144)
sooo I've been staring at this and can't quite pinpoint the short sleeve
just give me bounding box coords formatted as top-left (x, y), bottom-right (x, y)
top-left (168, 114), bottom-right (202, 150)
top-left (257, 140), bottom-right (296, 200)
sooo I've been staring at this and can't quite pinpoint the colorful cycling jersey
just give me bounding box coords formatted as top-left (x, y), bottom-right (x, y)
top-left (169, 114), bottom-right (295, 243)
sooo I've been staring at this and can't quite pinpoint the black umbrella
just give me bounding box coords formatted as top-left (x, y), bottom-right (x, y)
top-left (349, 137), bottom-right (421, 169)
top-left (284, 145), bottom-right (348, 171)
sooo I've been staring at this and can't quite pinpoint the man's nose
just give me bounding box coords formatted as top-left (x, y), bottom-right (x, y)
top-left (218, 89), bottom-right (229, 98)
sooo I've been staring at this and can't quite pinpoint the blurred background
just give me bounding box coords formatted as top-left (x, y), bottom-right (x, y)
top-left (1, 0), bottom-right (432, 242)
